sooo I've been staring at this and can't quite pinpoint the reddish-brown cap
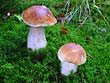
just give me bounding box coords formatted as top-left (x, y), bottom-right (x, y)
top-left (58, 43), bottom-right (87, 65)
top-left (22, 5), bottom-right (57, 27)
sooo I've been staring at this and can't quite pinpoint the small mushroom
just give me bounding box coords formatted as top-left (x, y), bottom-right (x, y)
top-left (22, 5), bottom-right (57, 51)
top-left (58, 43), bottom-right (87, 76)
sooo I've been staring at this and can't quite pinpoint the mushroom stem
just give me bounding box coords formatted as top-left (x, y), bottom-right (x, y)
top-left (61, 61), bottom-right (77, 76)
top-left (27, 27), bottom-right (47, 51)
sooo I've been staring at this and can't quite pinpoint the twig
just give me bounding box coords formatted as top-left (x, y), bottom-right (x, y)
top-left (63, 0), bottom-right (70, 15)
top-left (73, 16), bottom-right (89, 32)
top-left (63, 7), bottom-right (79, 24)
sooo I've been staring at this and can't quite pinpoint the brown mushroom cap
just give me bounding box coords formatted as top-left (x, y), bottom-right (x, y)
top-left (58, 43), bottom-right (87, 65)
top-left (22, 5), bottom-right (57, 27)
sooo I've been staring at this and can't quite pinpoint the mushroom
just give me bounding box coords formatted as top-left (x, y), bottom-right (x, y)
top-left (58, 43), bottom-right (87, 76)
top-left (22, 5), bottom-right (57, 51)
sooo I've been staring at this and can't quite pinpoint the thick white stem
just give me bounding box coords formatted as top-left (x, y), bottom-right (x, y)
top-left (61, 61), bottom-right (77, 76)
top-left (27, 27), bottom-right (47, 51)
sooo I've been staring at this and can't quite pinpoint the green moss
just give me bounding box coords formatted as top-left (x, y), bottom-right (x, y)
top-left (0, 0), bottom-right (110, 83)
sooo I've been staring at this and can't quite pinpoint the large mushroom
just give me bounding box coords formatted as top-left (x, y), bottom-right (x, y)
top-left (58, 43), bottom-right (87, 76)
top-left (22, 5), bottom-right (57, 51)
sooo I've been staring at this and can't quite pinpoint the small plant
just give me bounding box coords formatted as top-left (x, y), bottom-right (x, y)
top-left (57, 0), bottom-right (109, 27)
